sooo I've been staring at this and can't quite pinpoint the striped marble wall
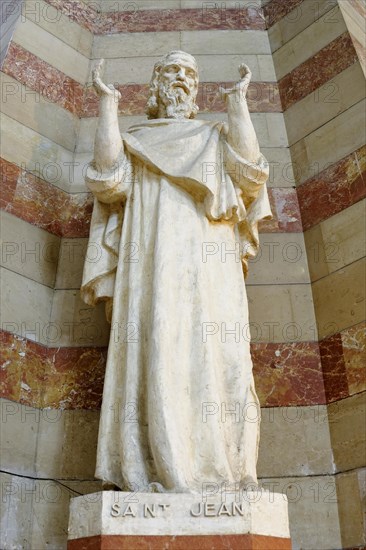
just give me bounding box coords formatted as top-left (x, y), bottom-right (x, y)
top-left (268, 1), bottom-right (366, 548)
top-left (0, 0), bottom-right (365, 548)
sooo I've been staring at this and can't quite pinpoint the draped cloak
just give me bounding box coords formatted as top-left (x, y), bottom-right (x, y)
top-left (81, 118), bottom-right (271, 493)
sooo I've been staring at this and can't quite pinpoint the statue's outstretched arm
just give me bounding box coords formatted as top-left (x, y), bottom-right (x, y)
top-left (221, 64), bottom-right (260, 164)
top-left (92, 59), bottom-right (123, 172)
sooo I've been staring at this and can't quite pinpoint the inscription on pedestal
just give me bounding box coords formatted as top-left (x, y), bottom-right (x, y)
top-left (111, 503), bottom-right (171, 518)
top-left (68, 491), bottom-right (290, 539)
top-left (110, 501), bottom-right (248, 518)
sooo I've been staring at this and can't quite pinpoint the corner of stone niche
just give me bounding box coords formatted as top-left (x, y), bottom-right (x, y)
top-left (67, 490), bottom-right (291, 549)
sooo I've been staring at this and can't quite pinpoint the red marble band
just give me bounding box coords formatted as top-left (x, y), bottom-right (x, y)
top-left (82, 81), bottom-right (282, 118)
top-left (279, 33), bottom-right (359, 111)
top-left (2, 44), bottom-right (280, 117)
top-left (319, 322), bottom-right (366, 403)
top-left (3, 34), bottom-right (357, 120)
top-left (2, 43), bottom-right (84, 117)
top-left (298, 146), bottom-right (366, 231)
top-left (67, 534), bottom-right (292, 550)
top-left (42, 0), bottom-right (325, 33)
top-left (0, 157), bottom-right (302, 237)
top-left (43, 0), bottom-right (266, 33)
top-left (263, 0), bottom-right (304, 28)
top-left (261, 187), bottom-right (302, 233)
top-left (98, 7), bottom-right (266, 34)
top-left (0, 330), bottom-right (106, 410)
top-left (1, 323), bottom-right (364, 409)
top-left (0, 158), bottom-right (93, 238)
top-left (252, 341), bottom-right (325, 407)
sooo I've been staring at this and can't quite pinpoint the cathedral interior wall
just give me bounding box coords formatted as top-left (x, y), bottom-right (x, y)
top-left (0, 0), bottom-right (365, 548)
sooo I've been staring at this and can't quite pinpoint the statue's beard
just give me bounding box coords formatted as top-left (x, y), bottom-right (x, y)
top-left (158, 83), bottom-right (196, 119)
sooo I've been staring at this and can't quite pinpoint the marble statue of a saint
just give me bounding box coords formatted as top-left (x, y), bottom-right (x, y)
top-left (81, 51), bottom-right (271, 493)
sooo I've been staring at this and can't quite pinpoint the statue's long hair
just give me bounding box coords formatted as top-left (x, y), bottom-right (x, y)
top-left (145, 51), bottom-right (199, 119)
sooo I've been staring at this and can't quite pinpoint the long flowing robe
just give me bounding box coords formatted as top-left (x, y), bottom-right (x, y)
top-left (81, 118), bottom-right (271, 493)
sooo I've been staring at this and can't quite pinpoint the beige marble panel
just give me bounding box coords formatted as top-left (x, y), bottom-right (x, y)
top-left (291, 99), bottom-right (366, 185)
top-left (0, 470), bottom-right (101, 550)
top-left (246, 283), bottom-right (317, 343)
top-left (0, 72), bottom-right (79, 152)
top-left (305, 200), bottom-right (366, 282)
top-left (0, 399), bottom-right (99, 480)
top-left (93, 52), bottom-right (276, 83)
top-left (336, 468), bottom-right (366, 548)
top-left (259, 475), bottom-right (342, 550)
top-left (256, 54), bottom-right (277, 81)
top-left (1, 113), bottom-right (77, 193)
top-left (22, 0), bottom-right (93, 58)
top-left (264, 146), bottom-right (293, 181)
top-left (75, 117), bottom-right (98, 153)
top-left (312, 258), bottom-right (366, 339)
top-left (0, 399), bottom-right (39, 477)
top-left (247, 233), bottom-right (310, 285)
top-left (258, 405), bottom-right (334, 477)
top-left (261, 146), bottom-right (295, 188)
top-left (273, 5), bottom-right (346, 79)
top-left (185, 113), bottom-right (288, 148)
top-left (92, 32), bottom-right (180, 60)
top-left (328, 392), bottom-right (366, 472)
top-left (0, 267), bottom-right (54, 345)
top-left (72, 152), bottom-right (94, 192)
top-left (36, 408), bottom-right (99, 478)
top-left (304, 224), bottom-right (330, 282)
top-left (50, 289), bottom-right (110, 347)
top-left (285, 63), bottom-right (366, 146)
top-left (181, 30), bottom-right (271, 55)
top-left (91, 55), bottom-right (171, 86)
top-left (0, 471), bottom-right (34, 549)
top-left (264, 113), bottom-right (288, 147)
top-left (358, 468), bottom-right (366, 542)
top-left (94, 53), bottom-right (276, 85)
top-left (195, 54), bottom-right (276, 82)
top-left (55, 238), bottom-right (88, 290)
top-left (192, 53), bottom-right (270, 83)
top-left (0, 211), bottom-right (60, 288)
top-left (268, 0), bottom-right (339, 53)
top-left (199, 114), bottom-right (288, 149)
top-left (12, 18), bottom-right (90, 84)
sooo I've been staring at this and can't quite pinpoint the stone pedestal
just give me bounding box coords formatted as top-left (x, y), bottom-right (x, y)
top-left (68, 491), bottom-right (291, 549)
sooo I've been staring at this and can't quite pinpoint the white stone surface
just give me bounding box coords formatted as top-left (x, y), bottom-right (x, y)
top-left (68, 490), bottom-right (290, 539)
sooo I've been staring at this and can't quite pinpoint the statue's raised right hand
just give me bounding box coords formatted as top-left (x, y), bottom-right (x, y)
top-left (92, 59), bottom-right (121, 100)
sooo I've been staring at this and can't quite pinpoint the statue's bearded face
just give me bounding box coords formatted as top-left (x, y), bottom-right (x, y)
top-left (158, 59), bottom-right (198, 119)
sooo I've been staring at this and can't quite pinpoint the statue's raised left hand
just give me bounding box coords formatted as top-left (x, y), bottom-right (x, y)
top-left (220, 63), bottom-right (252, 100)
top-left (93, 59), bottom-right (121, 101)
